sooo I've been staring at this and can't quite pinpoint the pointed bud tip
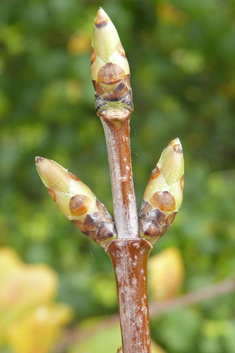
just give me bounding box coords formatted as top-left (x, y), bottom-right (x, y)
top-left (97, 7), bottom-right (107, 16)
top-left (35, 156), bottom-right (45, 164)
top-left (94, 7), bottom-right (110, 29)
top-left (167, 138), bottom-right (183, 153)
top-left (35, 157), bottom-right (71, 193)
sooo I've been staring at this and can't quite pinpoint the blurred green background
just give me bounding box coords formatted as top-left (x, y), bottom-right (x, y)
top-left (1, 0), bottom-right (235, 352)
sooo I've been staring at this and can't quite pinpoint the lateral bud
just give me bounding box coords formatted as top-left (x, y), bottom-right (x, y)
top-left (139, 138), bottom-right (184, 244)
top-left (91, 7), bottom-right (133, 120)
top-left (35, 157), bottom-right (116, 247)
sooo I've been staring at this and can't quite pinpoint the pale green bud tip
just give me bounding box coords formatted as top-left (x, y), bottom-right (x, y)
top-left (92, 8), bottom-right (123, 65)
top-left (158, 138), bottom-right (184, 186)
top-left (143, 138), bottom-right (184, 209)
top-left (91, 7), bottom-right (130, 77)
top-left (35, 156), bottom-right (71, 193)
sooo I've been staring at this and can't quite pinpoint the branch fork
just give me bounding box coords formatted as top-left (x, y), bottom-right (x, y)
top-left (36, 7), bottom-right (184, 353)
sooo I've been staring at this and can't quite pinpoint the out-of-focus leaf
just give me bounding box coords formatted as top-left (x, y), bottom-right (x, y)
top-left (0, 248), bottom-right (23, 283)
top-left (0, 248), bottom-right (73, 352)
top-left (67, 32), bottom-right (91, 55)
top-left (152, 340), bottom-right (168, 353)
top-left (0, 262), bottom-right (57, 311)
top-left (148, 247), bottom-right (184, 301)
top-left (157, 3), bottom-right (188, 26)
top-left (157, 308), bottom-right (202, 353)
top-left (6, 304), bottom-right (73, 353)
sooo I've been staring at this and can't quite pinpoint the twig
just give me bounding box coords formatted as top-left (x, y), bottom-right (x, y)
top-left (100, 115), bottom-right (138, 239)
top-left (91, 8), bottom-right (152, 352)
top-left (108, 239), bottom-right (152, 352)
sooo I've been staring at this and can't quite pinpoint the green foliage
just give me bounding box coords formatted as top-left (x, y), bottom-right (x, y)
top-left (1, 0), bottom-right (235, 352)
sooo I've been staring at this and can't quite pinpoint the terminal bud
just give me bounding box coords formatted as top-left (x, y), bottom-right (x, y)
top-left (91, 8), bottom-right (133, 119)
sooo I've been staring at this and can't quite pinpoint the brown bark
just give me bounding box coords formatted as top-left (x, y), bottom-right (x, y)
top-left (107, 238), bottom-right (152, 353)
top-left (100, 113), bottom-right (138, 239)
top-left (100, 109), bottom-right (152, 353)
top-left (92, 9), bottom-right (152, 351)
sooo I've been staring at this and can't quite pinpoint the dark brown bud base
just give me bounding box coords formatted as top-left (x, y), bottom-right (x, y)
top-left (139, 200), bottom-right (177, 242)
top-left (72, 198), bottom-right (116, 247)
top-left (94, 87), bottom-right (134, 117)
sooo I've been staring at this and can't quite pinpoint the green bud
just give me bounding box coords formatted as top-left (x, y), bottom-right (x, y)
top-left (91, 8), bottom-right (133, 118)
top-left (158, 138), bottom-right (184, 186)
top-left (36, 157), bottom-right (116, 247)
top-left (139, 138), bottom-right (184, 244)
top-left (35, 157), bottom-right (71, 194)
top-left (91, 8), bottom-right (125, 68)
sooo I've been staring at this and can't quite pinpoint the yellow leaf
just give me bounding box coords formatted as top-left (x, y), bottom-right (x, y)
top-left (148, 247), bottom-right (184, 301)
top-left (6, 304), bottom-right (73, 353)
top-left (0, 248), bottom-right (23, 284)
top-left (0, 248), bottom-right (74, 352)
top-left (0, 264), bottom-right (58, 310)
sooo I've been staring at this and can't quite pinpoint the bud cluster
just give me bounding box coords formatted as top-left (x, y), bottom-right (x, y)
top-left (35, 9), bottom-right (185, 252)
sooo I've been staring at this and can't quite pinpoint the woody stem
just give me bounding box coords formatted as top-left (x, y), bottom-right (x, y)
top-left (100, 113), bottom-right (138, 239)
top-left (100, 110), bottom-right (152, 353)
top-left (107, 239), bottom-right (152, 353)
